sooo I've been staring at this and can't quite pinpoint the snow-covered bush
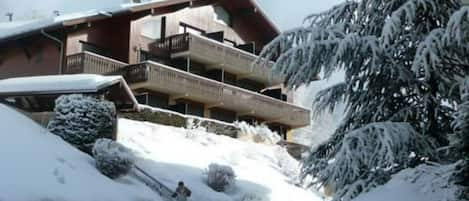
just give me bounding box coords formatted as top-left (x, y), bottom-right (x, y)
top-left (92, 138), bottom-right (135, 179)
top-left (47, 94), bottom-right (116, 151)
top-left (274, 147), bottom-right (300, 179)
top-left (185, 118), bottom-right (205, 139)
top-left (206, 163), bottom-right (236, 192)
top-left (237, 193), bottom-right (267, 201)
top-left (236, 121), bottom-right (281, 145)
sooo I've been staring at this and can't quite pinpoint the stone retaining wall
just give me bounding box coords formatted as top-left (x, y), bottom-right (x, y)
top-left (120, 107), bottom-right (239, 138)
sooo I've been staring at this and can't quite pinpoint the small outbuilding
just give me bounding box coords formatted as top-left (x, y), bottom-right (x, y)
top-left (0, 74), bottom-right (139, 126)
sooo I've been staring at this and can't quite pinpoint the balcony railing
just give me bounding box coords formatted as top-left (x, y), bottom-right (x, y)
top-left (64, 51), bottom-right (127, 74)
top-left (122, 61), bottom-right (310, 128)
top-left (154, 33), bottom-right (283, 85)
top-left (154, 33), bottom-right (190, 53)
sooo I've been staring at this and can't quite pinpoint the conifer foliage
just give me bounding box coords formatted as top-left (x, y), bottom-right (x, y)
top-left (48, 94), bottom-right (117, 151)
top-left (92, 138), bottom-right (135, 179)
top-left (258, 0), bottom-right (469, 200)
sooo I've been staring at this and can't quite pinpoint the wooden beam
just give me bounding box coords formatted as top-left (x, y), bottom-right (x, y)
top-left (262, 117), bottom-right (284, 124)
top-left (169, 94), bottom-right (190, 102)
top-left (236, 73), bottom-right (253, 80)
top-left (237, 110), bottom-right (255, 116)
top-left (206, 102), bottom-right (224, 108)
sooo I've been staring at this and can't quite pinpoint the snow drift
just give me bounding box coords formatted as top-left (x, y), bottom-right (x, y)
top-left (0, 104), bottom-right (160, 201)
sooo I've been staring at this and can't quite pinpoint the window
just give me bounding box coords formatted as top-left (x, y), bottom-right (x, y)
top-left (80, 41), bottom-right (112, 58)
top-left (213, 6), bottom-right (232, 26)
top-left (141, 17), bottom-right (163, 40)
top-left (135, 93), bottom-right (149, 105)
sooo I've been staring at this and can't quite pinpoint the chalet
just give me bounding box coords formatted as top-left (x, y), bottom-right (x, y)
top-left (0, 0), bottom-right (310, 140)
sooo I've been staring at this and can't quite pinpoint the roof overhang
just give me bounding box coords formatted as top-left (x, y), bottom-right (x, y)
top-left (0, 0), bottom-right (280, 44)
top-left (218, 0), bottom-right (280, 42)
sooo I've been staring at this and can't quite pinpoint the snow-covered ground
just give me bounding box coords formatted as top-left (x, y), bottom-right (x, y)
top-left (118, 118), bottom-right (323, 201)
top-left (0, 103), bottom-right (161, 201)
top-left (353, 163), bottom-right (463, 201)
top-left (1, 100), bottom-right (456, 201)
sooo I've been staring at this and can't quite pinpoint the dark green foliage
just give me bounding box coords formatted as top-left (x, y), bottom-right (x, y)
top-left (258, 0), bottom-right (469, 200)
top-left (92, 138), bottom-right (134, 179)
top-left (47, 94), bottom-right (116, 152)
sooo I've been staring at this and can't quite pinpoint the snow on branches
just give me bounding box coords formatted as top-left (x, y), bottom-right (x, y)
top-left (451, 78), bottom-right (469, 158)
top-left (302, 122), bottom-right (434, 201)
top-left (48, 94), bottom-right (117, 152)
top-left (92, 138), bottom-right (135, 179)
top-left (257, 0), bottom-right (469, 200)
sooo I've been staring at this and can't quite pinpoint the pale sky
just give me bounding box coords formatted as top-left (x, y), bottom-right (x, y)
top-left (0, 0), bottom-right (343, 30)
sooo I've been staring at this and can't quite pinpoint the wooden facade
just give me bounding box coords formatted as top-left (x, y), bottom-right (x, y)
top-left (0, 0), bottom-right (310, 136)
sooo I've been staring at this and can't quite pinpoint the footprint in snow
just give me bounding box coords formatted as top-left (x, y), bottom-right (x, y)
top-left (56, 157), bottom-right (76, 169)
top-left (53, 168), bottom-right (66, 184)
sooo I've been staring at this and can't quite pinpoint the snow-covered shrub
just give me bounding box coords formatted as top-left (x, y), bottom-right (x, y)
top-left (185, 118), bottom-right (205, 139)
top-left (237, 193), bottom-right (267, 201)
top-left (47, 94), bottom-right (116, 151)
top-left (206, 163), bottom-right (236, 192)
top-left (303, 122), bottom-right (434, 201)
top-left (92, 138), bottom-right (135, 179)
top-left (236, 121), bottom-right (281, 145)
top-left (274, 147), bottom-right (300, 179)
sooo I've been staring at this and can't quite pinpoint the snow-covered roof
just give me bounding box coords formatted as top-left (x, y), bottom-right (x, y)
top-left (0, 74), bottom-right (122, 94)
top-left (0, 0), bottom-right (167, 41)
top-left (0, 19), bottom-right (42, 30)
top-left (0, 74), bottom-right (139, 110)
top-left (0, 0), bottom-right (279, 42)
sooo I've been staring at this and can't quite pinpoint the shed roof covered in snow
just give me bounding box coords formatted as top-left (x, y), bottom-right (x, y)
top-left (0, 74), bottom-right (139, 111)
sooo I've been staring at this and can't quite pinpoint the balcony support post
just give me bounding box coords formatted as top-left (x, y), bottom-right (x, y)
top-left (186, 57), bottom-right (191, 72)
top-left (221, 68), bottom-right (225, 83)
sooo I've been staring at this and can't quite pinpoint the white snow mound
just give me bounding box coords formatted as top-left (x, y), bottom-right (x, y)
top-left (0, 104), bottom-right (161, 201)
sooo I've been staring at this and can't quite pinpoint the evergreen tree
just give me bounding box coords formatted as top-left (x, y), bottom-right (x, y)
top-left (453, 78), bottom-right (469, 160)
top-left (258, 0), bottom-right (469, 200)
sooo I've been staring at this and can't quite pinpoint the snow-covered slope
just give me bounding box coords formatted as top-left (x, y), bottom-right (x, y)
top-left (118, 118), bottom-right (322, 201)
top-left (353, 163), bottom-right (463, 201)
top-left (0, 104), bottom-right (160, 201)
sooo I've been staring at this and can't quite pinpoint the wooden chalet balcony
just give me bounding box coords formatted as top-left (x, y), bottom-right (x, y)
top-left (154, 33), bottom-right (283, 85)
top-left (122, 61), bottom-right (310, 128)
top-left (64, 51), bottom-right (127, 74)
